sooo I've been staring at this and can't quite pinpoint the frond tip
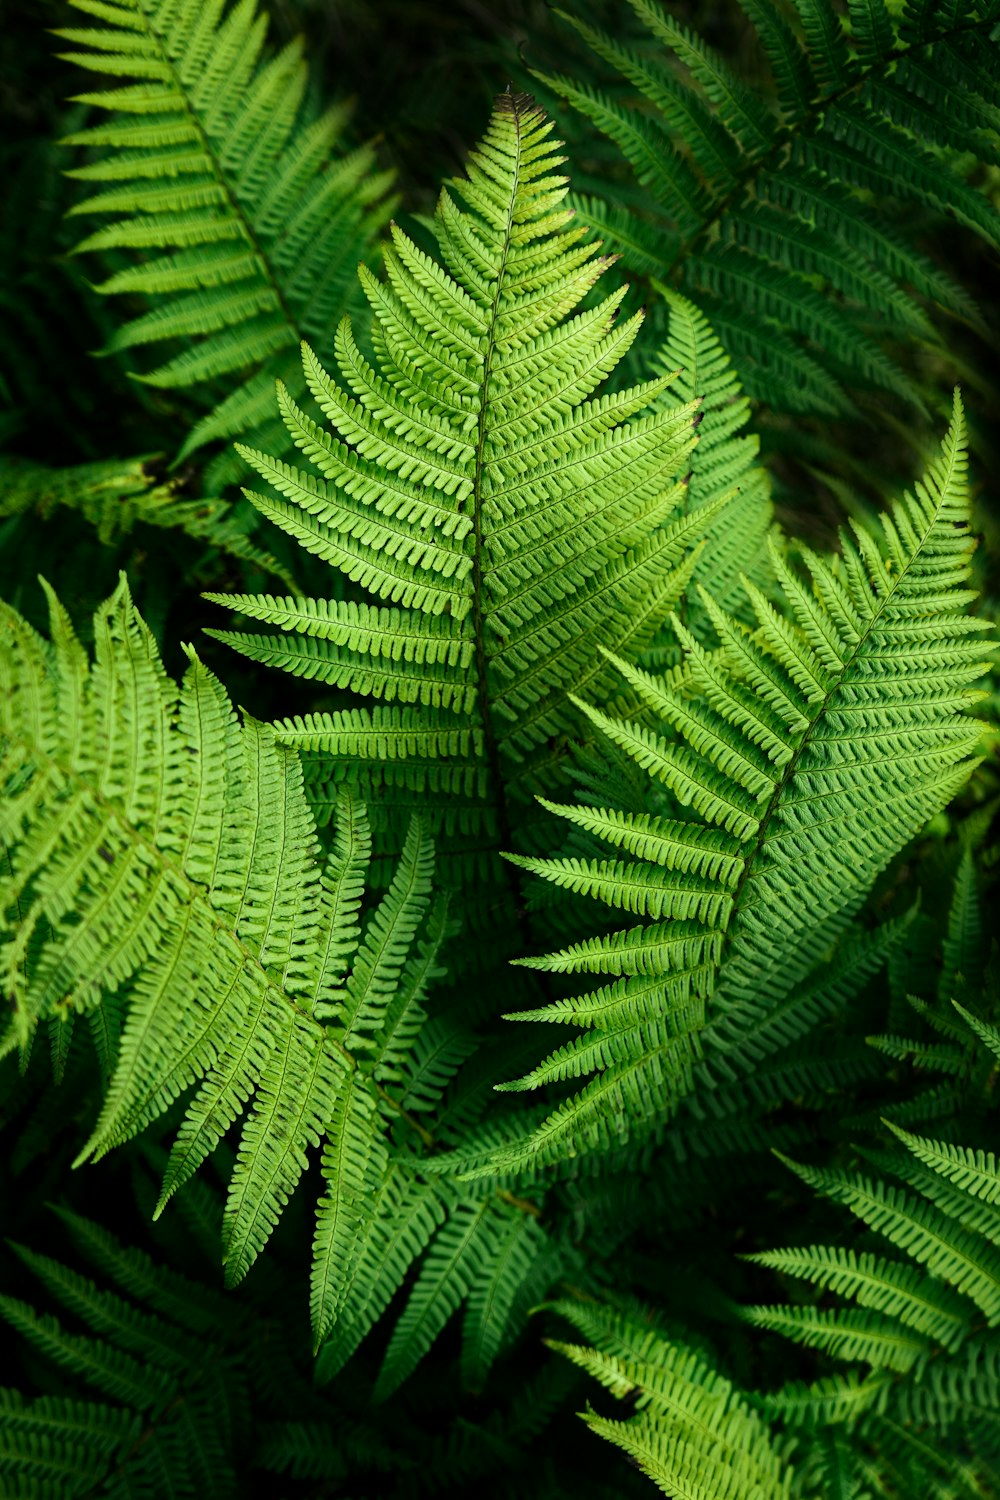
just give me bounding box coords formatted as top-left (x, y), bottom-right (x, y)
top-left (478, 393), bottom-right (993, 1174)
top-left (211, 91), bottom-right (721, 924)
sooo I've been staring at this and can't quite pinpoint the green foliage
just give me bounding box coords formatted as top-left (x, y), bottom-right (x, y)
top-left (0, 452), bottom-right (291, 581)
top-left (58, 0), bottom-right (395, 491)
top-left (546, 1299), bottom-right (796, 1500)
top-left (0, 575), bottom-right (572, 1382)
top-left (475, 395), bottom-right (992, 1175)
top-left (549, 860), bottom-right (1000, 1500)
top-left (2, 5), bottom-right (999, 1498)
top-left (210, 92), bottom-right (725, 930)
top-left (1, 580), bottom-right (447, 1331)
top-left (539, 0), bottom-right (1000, 428)
top-left (641, 285), bottom-right (772, 636)
top-left (0, 1207), bottom-right (254, 1498)
top-left (746, 1112), bottom-right (1000, 1492)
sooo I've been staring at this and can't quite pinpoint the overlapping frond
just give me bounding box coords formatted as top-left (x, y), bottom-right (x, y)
top-left (211, 92), bottom-right (718, 905)
top-left (0, 578), bottom-right (456, 1342)
top-left (476, 395), bottom-right (992, 1173)
top-left (0, 577), bottom-right (569, 1376)
top-left (0, 452), bottom-right (292, 583)
top-left (58, 0), bottom-right (394, 489)
top-left (863, 848), bottom-right (998, 1130)
top-left (540, 0), bottom-right (999, 421)
top-left (0, 1205), bottom-right (423, 1499)
top-left (747, 1121), bottom-right (1000, 1495)
top-left (0, 1209), bottom-right (243, 1499)
top-left (546, 1300), bottom-right (796, 1500)
top-left (639, 287), bottom-right (773, 655)
top-left (547, 1071), bottom-right (1000, 1498)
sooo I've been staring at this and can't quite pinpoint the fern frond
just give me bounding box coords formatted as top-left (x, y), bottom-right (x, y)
top-left (58, 0), bottom-right (394, 489)
top-left (744, 1243), bottom-right (971, 1351)
top-left (0, 579), bottom-right (456, 1348)
top-left (547, 1301), bottom-right (795, 1500)
top-left (743, 1125), bottom-right (1000, 1492)
top-left (640, 287), bottom-right (773, 649)
top-left (0, 452), bottom-right (293, 584)
top-left (0, 578), bottom-right (566, 1382)
top-left (312, 1162), bottom-right (444, 1378)
top-left (211, 93), bottom-right (717, 923)
top-left (479, 395), bottom-right (992, 1173)
top-left (774, 1151), bottom-right (1000, 1323)
top-left (940, 848), bottom-right (985, 1000)
top-left (0, 1212), bottom-right (238, 1498)
top-left (0, 1203), bottom-right (423, 1497)
top-left (544, 0), bottom-right (1000, 428)
top-left (374, 1197), bottom-right (511, 1400)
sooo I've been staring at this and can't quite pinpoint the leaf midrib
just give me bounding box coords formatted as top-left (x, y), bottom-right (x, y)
top-left (123, 0), bottom-right (300, 338)
top-left (468, 108), bottom-right (524, 866)
top-left (725, 438), bottom-right (963, 945)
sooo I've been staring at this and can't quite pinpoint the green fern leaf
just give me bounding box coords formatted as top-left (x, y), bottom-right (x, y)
top-left (0, 578), bottom-right (459, 1349)
top-left (211, 92), bottom-right (718, 930)
top-left (58, 0), bottom-right (394, 489)
top-left (373, 1197), bottom-right (502, 1400)
top-left (745, 1241), bottom-right (971, 1350)
top-left (547, 1301), bottom-right (796, 1500)
top-left (545, 0), bottom-right (1000, 432)
top-left (0, 452), bottom-right (294, 585)
top-left (478, 395), bottom-right (992, 1174)
top-left (776, 1152), bottom-right (1000, 1323)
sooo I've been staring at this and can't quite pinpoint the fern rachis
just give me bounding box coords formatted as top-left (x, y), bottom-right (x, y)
top-left (58, 0), bottom-right (394, 490)
top-left (208, 93), bottom-right (726, 950)
top-left (476, 395), bottom-right (993, 1175)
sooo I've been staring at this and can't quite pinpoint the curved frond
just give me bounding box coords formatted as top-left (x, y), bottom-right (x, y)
top-left (0, 578), bottom-right (456, 1347)
top-left (481, 395), bottom-right (992, 1173)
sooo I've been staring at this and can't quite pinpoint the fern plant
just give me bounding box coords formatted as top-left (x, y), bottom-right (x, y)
top-left (545, 1297), bottom-right (797, 1500)
top-left (542, 936), bottom-right (1000, 1499)
top-left (631, 283), bottom-right (773, 652)
top-left (746, 1128), bottom-right (1000, 1497)
top-left (547, 1095), bottom-right (1000, 1500)
top-left (744, 981), bottom-right (1000, 1498)
top-left (57, 0), bottom-right (395, 490)
top-left (207, 92), bottom-right (741, 937)
top-left (0, 1199), bottom-right (412, 1499)
top-left (3, 5), bottom-right (1000, 1495)
top-left (0, 579), bottom-right (452, 1334)
top-left (539, 0), bottom-right (1000, 428)
top-left (0, 576), bottom-right (575, 1382)
top-left (476, 396), bottom-right (993, 1174)
top-left (0, 1193), bottom-right (602, 1500)
top-left (0, 1206), bottom-right (256, 1499)
top-left (524, 813), bottom-right (999, 1500)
